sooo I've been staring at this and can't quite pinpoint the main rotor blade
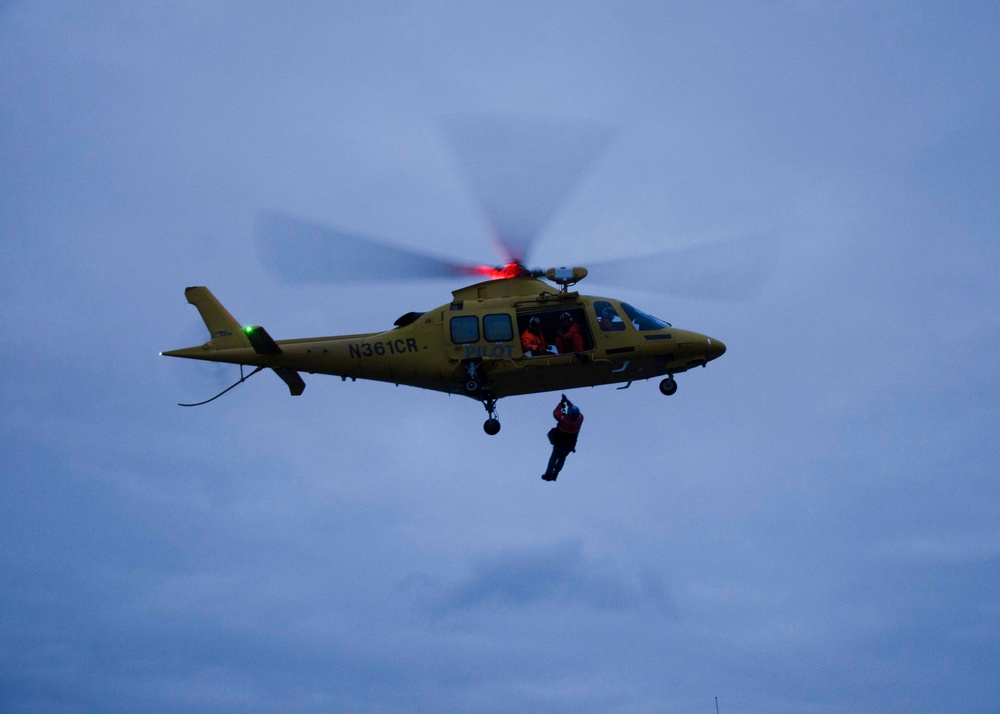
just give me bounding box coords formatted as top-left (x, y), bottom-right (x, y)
top-left (253, 211), bottom-right (483, 284)
top-left (586, 234), bottom-right (780, 301)
top-left (439, 112), bottom-right (614, 265)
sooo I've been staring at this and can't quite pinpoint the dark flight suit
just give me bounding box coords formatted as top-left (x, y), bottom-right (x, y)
top-left (544, 399), bottom-right (583, 481)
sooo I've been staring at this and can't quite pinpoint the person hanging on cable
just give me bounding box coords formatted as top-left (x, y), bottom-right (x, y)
top-left (543, 394), bottom-right (583, 481)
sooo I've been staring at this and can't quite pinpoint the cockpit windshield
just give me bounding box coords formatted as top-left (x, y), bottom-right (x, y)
top-left (620, 303), bottom-right (671, 331)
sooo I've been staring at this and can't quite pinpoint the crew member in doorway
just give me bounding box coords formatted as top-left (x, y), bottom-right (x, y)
top-left (555, 312), bottom-right (584, 354)
top-left (543, 394), bottom-right (583, 481)
top-left (521, 316), bottom-right (547, 356)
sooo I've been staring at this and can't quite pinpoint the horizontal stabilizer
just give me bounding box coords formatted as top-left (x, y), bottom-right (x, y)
top-left (273, 367), bottom-right (305, 396)
top-left (244, 325), bottom-right (282, 355)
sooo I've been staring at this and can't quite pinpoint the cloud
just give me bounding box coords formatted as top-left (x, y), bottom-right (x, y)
top-left (3, 2), bottom-right (1000, 712)
top-left (424, 539), bottom-right (672, 616)
top-left (876, 534), bottom-right (1000, 564)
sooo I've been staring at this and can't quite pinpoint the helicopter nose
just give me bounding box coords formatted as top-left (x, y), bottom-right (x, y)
top-left (706, 336), bottom-right (726, 362)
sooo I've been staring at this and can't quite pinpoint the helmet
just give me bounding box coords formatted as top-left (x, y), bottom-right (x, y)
top-left (560, 311), bottom-right (572, 322)
top-left (567, 405), bottom-right (581, 419)
top-left (529, 317), bottom-right (541, 329)
top-left (602, 307), bottom-right (615, 319)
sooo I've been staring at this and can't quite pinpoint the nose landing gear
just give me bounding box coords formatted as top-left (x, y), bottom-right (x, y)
top-left (659, 376), bottom-right (678, 395)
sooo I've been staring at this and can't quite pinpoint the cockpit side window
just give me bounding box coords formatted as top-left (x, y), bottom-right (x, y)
top-left (594, 301), bottom-right (626, 332)
top-left (620, 303), bottom-right (671, 331)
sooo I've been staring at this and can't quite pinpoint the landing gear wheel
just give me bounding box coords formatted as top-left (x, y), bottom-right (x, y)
top-left (483, 418), bottom-right (501, 435)
top-left (464, 379), bottom-right (480, 394)
top-left (659, 377), bottom-right (678, 396)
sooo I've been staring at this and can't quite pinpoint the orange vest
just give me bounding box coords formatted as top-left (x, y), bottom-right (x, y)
top-left (556, 323), bottom-right (584, 353)
top-left (521, 329), bottom-right (547, 354)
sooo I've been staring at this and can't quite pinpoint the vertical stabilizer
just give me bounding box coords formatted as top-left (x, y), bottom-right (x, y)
top-left (184, 286), bottom-right (250, 350)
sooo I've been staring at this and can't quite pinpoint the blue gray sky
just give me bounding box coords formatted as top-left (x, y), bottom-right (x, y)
top-left (2, 2), bottom-right (999, 712)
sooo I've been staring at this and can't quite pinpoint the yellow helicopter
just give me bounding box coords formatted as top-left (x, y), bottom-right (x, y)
top-left (162, 115), bottom-right (768, 433)
top-left (162, 258), bottom-right (724, 434)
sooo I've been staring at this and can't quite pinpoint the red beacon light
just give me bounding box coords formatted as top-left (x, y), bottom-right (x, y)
top-left (472, 262), bottom-right (534, 280)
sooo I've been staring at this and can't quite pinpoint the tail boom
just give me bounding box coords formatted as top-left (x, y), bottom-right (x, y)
top-left (162, 286), bottom-right (307, 397)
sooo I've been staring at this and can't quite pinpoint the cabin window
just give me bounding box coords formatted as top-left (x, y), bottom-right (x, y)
top-left (450, 316), bottom-right (479, 344)
top-left (483, 314), bottom-right (513, 342)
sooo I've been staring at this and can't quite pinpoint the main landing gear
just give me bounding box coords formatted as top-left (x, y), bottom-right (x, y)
top-left (659, 376), bottom-right (678, 396)
top-left (462, 359), bottom-right (484, 395)
top-left (482, 395), bottom-right (501, 435)
top-left (462, 359), bottom-right (501, 435)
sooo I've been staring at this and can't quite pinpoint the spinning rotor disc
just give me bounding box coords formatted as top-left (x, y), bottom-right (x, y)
top-left (252, 113), bottom-right (777, 300)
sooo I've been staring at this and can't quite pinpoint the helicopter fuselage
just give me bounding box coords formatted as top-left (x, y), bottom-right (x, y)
top-left (162, 277), bottom-right (725, 429)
